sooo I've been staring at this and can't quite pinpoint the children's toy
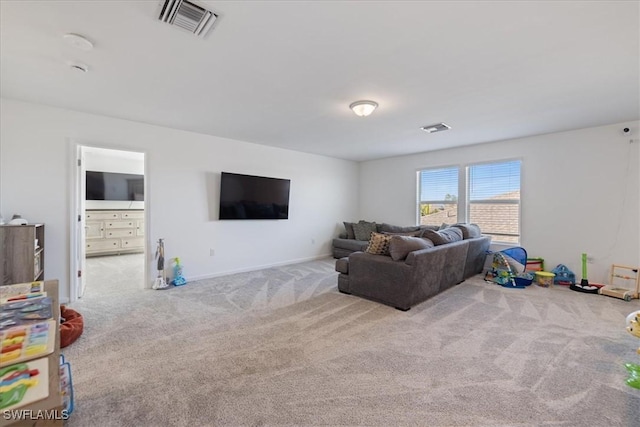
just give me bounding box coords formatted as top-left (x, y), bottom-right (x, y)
top-left (484, 247), bottom-right (532, 288)
top-left (624, 310), bottom-right (640, 389)
top-left (0, 296), bottom-right (53, 331)
top-left (534, 271), bottom-right (555, 287)
top-left (1, 320), bottom-right (56, 367)
top-left (570, 253), bottom-right (604, 294)
top-left (0, 357), bottom-right (48, 411)
top-left (599, 264), bottom-right (639, 302)
top-left (525, 257), bottom-right (544, 272)
top-left (152, 238), bottom-right (169, 290)
top-left (59, 354), bottom-right (74, 415)
top-left (551, 264), bottom-right (575, 286)
top-left (0, 282), bottom-right (44, 303)
top-left (171, 257), bottom-right (187, 286)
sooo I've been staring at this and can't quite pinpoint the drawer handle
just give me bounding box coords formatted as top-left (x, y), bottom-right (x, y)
top-left (113, 242), bottom-right (117, 246)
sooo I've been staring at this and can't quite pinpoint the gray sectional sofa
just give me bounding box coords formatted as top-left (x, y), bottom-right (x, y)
top-left (332, 222), bottom-right (438, 259)
top-left (335, 222), bottom-right (490, 311)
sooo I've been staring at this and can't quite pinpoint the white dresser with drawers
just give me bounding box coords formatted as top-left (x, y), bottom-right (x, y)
top-left (85, 210), bottom-right (145, 256)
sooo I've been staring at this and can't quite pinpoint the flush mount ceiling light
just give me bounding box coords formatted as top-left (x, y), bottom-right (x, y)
top-left (63, 33), bottom-right (94, 51)
top-left (349, 100), bottom-right (378, 117)
top-left (421, 122), bottom-right (451, 133)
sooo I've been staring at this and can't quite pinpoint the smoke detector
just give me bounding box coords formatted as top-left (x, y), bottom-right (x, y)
top-left (421, 123), bottom-right (451, 133)
top-left (157, 0), bottom-right (219, 38)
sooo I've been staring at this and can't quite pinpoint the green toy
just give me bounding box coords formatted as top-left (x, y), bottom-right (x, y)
top-left (580, 253), bottom-right (589, 286)
top-left (0, 363), bottom-right (38, 409)
top-left (625, 310), bottom-right (640, 389)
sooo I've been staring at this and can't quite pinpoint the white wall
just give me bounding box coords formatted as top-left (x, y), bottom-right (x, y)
top-left (84, 146), bottom-right (145, 210)
top-left (360, 122), bottom-right (640, 284)
top-left (0, 98), bottom-right (359, 301)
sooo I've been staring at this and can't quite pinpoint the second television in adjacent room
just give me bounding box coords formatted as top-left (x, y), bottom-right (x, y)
top-left (219, 172), bottom-right (290, 220)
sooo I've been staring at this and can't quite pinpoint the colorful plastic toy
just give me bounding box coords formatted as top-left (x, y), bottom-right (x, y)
top-left (484, 247), bottom-right (532, 288)
top-left (171, 257), bottom-right (187, 286)
top-left (625, 310), bottom-right (640, 389)
top-left (0, 363), bottom-right (39, 409)
top-left (551, 264), bottom-right (576, 285)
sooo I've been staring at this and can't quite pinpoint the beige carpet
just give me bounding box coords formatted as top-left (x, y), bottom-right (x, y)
top-left (64, 256), bottom-right (640, 426)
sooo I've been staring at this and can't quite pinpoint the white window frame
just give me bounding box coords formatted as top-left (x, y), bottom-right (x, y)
top-left (417, 158), bottom-right (522, 244)
top-left (465, 158), bottom-right (522, 244)
top-left (416, 165), bottom-right (460, 225)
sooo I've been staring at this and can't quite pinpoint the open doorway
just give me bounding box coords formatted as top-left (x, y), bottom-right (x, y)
top-left (71, 145), bottom-right (147, 301)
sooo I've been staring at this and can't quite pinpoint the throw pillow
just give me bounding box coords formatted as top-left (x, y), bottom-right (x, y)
top-left (353, 221), bottom-right (377, 241)
top-left (421, 227), bottom-right (463, 246)
top-left (389, 235), bottom-right (434, 261)
top-left (343, 222), bottom-right (356, 239)
top-left (438, 223), bottom-right (450, 230)
top-left (365, 232), bottom-right (392, 255)
top-left (451, 223), bottom-right (482, 239)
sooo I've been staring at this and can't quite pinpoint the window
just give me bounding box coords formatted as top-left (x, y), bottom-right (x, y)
top-left (417, 159), bottom-right (521, 243)
top-left (467, 160), bottom-right (521, 243)
top-left (418, 166), bottom-right (459, 227)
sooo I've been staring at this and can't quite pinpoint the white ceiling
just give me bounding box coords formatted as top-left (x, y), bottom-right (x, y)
top-left (1, 1), bottom-right (638, 162)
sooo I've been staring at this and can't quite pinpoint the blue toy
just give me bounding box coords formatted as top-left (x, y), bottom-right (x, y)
top-left (551, 264), bottom-right (576, 285)
top-left (484, 247), bottom-right (533, 288)
top-left (171, 257), bottom-right (187, 286)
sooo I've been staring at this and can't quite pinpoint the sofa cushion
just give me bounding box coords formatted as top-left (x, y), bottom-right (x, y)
top-left (389, 235), bottom-right (435, 261)
top-left (382, 230), bottom-right (423, 237)
top-left (335, 257), bottom-right (349, 274)
top-left (353, 221), bottom-right (377, 241)
top-left (365, 232), bottom-right (392, 255)
top-left (421, 227), bottom-right (464, 246)
top-left (378, 223), bottom-right (422, 234)
top-left (451, 223), bottom-right (482, 239)
top-left (343, 222), bottom-right (356, 239)
top-left (332, 238), bottom-right (370, 252)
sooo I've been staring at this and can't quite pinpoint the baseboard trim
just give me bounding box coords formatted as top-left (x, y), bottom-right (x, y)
top-left (185, 253), bottom-right (333, 282)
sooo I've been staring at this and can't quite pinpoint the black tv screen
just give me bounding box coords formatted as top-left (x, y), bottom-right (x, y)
top-left (86, 171), bottom-right (144, 201)
top-left (219, 172), bottom-right (290, 220)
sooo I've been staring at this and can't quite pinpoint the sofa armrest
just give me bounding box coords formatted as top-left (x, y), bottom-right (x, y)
top-left (348, 252), bottom-right (412, 308)
top-left (406, 240), bottom-right (469, 293)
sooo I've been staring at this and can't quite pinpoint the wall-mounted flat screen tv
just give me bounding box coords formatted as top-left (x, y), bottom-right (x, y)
top-left (86, 171), bottom-right (145, 201)
top-left (219, 172), bottom-right (290, 220)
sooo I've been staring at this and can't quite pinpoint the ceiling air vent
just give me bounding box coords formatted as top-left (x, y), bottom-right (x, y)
top-left (158, 0), bottom-right (219, 38)
top-left (421, 123), bottom-right (451, 133)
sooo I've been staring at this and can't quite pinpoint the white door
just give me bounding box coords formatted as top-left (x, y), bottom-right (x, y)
top-left (77, 146), bottom-right (87, 298)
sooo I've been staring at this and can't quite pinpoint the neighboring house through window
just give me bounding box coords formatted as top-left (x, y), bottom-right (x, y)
top-left (418, 159), bottom-right (521, 244)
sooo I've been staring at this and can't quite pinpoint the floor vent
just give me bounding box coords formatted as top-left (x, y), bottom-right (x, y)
top-left (158, 0), bottom-right (219, 38)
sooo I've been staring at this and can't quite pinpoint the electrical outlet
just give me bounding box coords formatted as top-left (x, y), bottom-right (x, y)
top-left (209, 248), bottom-right (215, 256)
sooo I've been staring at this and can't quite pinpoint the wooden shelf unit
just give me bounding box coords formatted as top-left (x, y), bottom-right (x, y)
top-left (0, 280), bottom-right (63, 427)
top-left (0, 224), bottom-right (45, 285)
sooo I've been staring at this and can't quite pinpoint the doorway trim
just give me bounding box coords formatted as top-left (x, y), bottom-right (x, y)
top-left (69, 141), bottom-right (149, 302)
